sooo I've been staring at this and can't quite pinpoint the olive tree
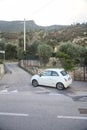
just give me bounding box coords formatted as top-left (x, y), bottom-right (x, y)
top-left (38, 44), bottom-right (53, 66)
top-left (0, 39), bottom-right (6, 59)
top-left (56, 42), bottom-right (82, 70)
top-left (59, 41), bottom-right (81, 58)
top-left (5, 44), bottom-right (17, 60)
top-left (27, 40), bottom-right (40, 55)
top-left (0, 40), bottom-right (5, 50)
top-left (80, 46), bottom-right (87, 66)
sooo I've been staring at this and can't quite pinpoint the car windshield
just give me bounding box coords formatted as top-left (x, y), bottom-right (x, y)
top-left (60, 70), bottom-right (67, 76)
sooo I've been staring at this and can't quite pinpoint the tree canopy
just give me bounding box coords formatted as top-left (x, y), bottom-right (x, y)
top-left (38, 44), bottom-right (53, 66)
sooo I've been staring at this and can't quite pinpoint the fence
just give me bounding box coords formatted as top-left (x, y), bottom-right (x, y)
top-left (74, 67), bottom-right (87, 81)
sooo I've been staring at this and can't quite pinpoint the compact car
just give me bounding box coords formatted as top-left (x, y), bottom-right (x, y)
top-left (31, 68), bottom-right (72, 90)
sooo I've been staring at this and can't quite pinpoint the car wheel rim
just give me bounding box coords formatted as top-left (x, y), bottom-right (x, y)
top-left (56, 83), bottom-right (64, 90)
top-left (32, 80), bottom-right (38, 87)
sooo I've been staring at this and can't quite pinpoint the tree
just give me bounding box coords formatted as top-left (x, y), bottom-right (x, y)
top-left (5, 44), bottom-right (17, 60)
top-left (46, 39), bottom-right (58, 50)
top-left (0, 39), bottom-right (6, 59)
top-left (59, 41), bottom-right (81, 58)
top-left (80, 46), bottom-right (87, 66)
top-left (17, 48), bottom-right (25, 60)
top-left (38, 44), bottom-right (53, 66)
top-left (56, 51), bottom-right (75, 70)
top-left (27, 40), bottom-right (40, 55)
top-left (0, 40), bottom-right (5, 50)
top-left (18, 37), bottom-right (24, 48)
top-left (56, 42), bottom-right (82, 70)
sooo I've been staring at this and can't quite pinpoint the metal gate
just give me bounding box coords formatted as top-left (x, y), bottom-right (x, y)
top-left (74, 67), bottom-right (87, 81)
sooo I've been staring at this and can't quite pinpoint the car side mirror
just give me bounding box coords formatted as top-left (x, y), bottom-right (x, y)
top-left (39, 73), bottom-right (42, 77)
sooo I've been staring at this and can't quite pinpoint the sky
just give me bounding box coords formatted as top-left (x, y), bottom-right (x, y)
top-left (0, 0), bottom-right (87, 26)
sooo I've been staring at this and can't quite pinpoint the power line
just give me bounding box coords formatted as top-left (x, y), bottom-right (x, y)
top-left (32, 0), bottom-right (56, 15)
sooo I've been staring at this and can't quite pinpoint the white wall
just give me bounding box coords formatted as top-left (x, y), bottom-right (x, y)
top-left (0, 64), bottom-right (4, 78)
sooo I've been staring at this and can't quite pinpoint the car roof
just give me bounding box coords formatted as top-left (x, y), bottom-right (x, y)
top-left (45, 68), bottom-right (64, 72)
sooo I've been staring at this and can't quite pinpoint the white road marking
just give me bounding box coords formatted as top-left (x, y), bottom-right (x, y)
top-left (0, 89), bottom-right (8, 93)
top-left (0, 89), bottom-right (18, 94)
top-left (0, 112), bottom-right (29, 117)
top-left (11, 89), bottom-right (18, 93)
top-left (57, 115), bottom-right (87, 120)
top-left (49, 93), bottom-right (61, 96)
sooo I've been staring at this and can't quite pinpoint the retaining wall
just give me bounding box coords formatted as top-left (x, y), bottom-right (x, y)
top-left (0, 64), bottom-right (5, 79)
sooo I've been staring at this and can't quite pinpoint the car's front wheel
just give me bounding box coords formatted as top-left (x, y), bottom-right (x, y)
top-left (32, 79), bottom-right (38, 87)
top-left (56, 82), bottom-right (64, 90)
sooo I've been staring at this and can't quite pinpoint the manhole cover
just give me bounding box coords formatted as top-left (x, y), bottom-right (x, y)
top-left (78, 108), bottom-right (87, 114)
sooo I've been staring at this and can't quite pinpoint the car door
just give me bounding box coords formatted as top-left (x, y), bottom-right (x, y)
top-left (38, 70), bottom-right (52, 86)
top-left (50, 71), bottom-right (60, 87)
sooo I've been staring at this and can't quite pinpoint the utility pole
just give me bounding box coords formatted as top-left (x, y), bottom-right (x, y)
top-left (24, 18), bottom-right (26, 52)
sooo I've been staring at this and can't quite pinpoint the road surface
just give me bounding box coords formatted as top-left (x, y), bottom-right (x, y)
top-left (0, 62), bottom-right (87, 130)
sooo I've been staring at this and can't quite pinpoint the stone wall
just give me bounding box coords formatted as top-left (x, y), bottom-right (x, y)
top-left (0, 64), bottom-right (5, 79)
top-left (19, 58), bottom-right (61, 68)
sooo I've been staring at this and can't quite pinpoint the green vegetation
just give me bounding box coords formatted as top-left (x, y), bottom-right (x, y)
top-left (56, 42), bottom-right (87, 70)
top-left (27, 40), bottom-right (40, 55)
top-left (0, 22), bottom-right (87, 70)
top-left (38, 44), bottom-right (53, 66)
top-left (5, 44), bottom-right (17, 60)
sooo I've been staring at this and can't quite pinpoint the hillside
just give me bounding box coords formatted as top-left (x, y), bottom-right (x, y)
top-left (55, 24), bottom-right (87, 42)
top-left (0, 20), bottom-right (66, 32)
top-left (0, 21), bottom-right (87, 47)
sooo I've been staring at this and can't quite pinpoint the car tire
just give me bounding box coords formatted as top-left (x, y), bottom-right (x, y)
top-left (32, 80), bottom-right (38, 87)
top-left (56, 82), bottom-right (64, 90)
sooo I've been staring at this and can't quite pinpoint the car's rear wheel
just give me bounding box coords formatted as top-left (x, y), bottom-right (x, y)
top-left (32, 80), bottom-right (38, 87)
top-left (56, 82), bottom-right (64, 90)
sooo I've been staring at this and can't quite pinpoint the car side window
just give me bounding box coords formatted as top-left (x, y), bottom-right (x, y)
top-left (42, 71), bottom-right (51, 76)
top-left (51, 71), bottom-right (58, 76)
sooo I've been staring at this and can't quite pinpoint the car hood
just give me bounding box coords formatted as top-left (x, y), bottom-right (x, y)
top-left (32, 74), bottom-right (40, 78)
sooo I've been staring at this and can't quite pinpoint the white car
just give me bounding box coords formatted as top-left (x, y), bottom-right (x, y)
top-left (31, 68), bottom-right (72, 90)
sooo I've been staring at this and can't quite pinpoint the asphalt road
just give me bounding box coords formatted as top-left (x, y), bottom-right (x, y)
top-left (0, 62), bottom-right (87, 130)
top-left (0, 92), bottom-right (87, 130)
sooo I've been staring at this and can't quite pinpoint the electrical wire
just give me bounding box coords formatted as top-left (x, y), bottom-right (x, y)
top-left (32, 0), bottom-right (56, 15)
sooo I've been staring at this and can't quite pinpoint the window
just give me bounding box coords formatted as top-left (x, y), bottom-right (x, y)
top-left (42, 71), bottom-right (51, 76)
top-left (51, 71), bottom-right (58, 76)
top-left (60, 70), bottom-right (67, 76)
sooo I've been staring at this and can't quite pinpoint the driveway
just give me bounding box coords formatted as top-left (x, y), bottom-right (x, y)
top-left (0, 62), bottom-right (87, 97)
